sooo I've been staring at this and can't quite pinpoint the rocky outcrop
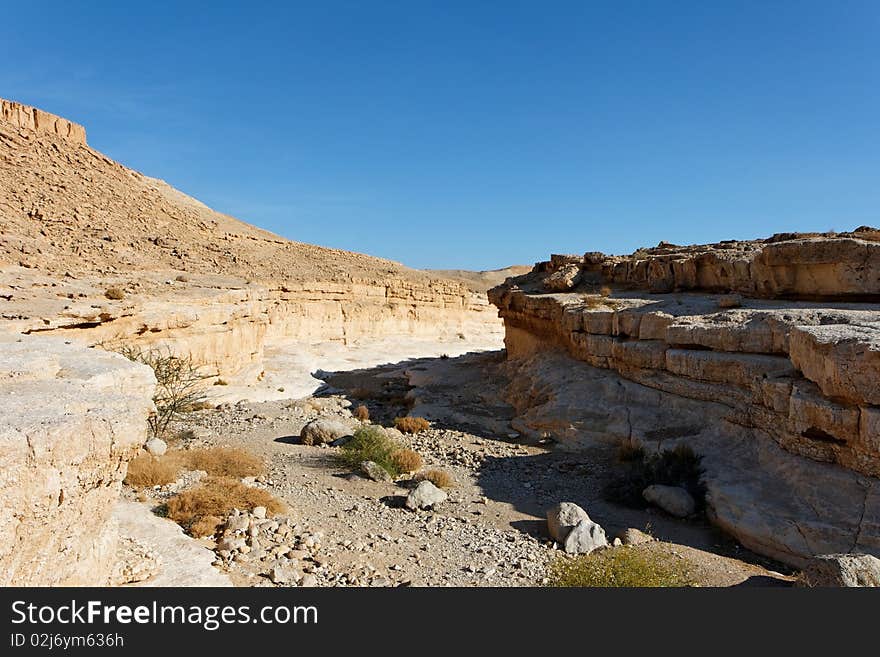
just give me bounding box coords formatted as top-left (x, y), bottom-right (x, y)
top-left (0, 335), bottom-right (155, 585)
top-left (1, 99), bottom-right (87, 145)
top-left (489, 232), bottom-right (880, 566)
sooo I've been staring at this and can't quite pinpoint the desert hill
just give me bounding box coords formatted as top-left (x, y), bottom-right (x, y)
top-left (0, 99), bottom-right (445, 286)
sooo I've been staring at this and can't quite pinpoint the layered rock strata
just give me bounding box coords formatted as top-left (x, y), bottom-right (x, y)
top-left (489, 233), bottom-right (880, 565)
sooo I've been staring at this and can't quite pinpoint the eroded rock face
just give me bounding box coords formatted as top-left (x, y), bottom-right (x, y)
top-left (0, 335), bottom-right (155, 585)
top-left (490, 233), bottom-right (880, 566)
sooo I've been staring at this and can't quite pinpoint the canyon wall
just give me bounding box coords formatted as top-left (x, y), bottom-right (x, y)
top-left (489, 232), bottom-right (880, 566)
top-left (0, 335), bottom-right (155, 585)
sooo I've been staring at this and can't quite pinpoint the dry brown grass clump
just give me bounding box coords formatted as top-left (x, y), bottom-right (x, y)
top-left (391, 448), bottom-right (423, 473)
top-left (104, 287), bottom-right (125, 300)
top-left (189, 515), bottom-right (224, 538)
top-left (354, 404), bottom-right (370, 421)
top-left (165, 477), bottom-right (284, 534)
top-left (416, 468), bottom-right (454, 489)
top-left (599, 285), bottom-right (612, 297)
top-left (394, 416), bottom-right (431, 434)
top-left (124, 453), bottom-right (182, 487)
top-left (180, 447), bottom-right (264, 478)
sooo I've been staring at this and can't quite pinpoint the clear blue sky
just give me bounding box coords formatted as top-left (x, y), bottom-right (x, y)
top-left (4, 2), bottom-right (879, 270)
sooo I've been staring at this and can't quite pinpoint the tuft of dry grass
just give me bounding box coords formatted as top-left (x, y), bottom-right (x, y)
top-left (416, 468), bottom-right (454, 489)
top-left (394, 416), bottom-right (430, 434)
top-left (189, 515), bottom-right (224, 538)
top-left (165, 477), bottom-right (284, 534)
top-left (214, 378), bottom-right (229, 386)
top-left (391, 448), bottom-right (423, 473)
top-left (175, 274), bottom-right (190, 283)
top-left (354, 404), bottom-right (370, 421)
top-left (179, 447), bottom-right (264, 478)
top-left (124, 453), bottom-right (182, 487)
top-left (104, 287), bottom-right (125, 300)
top-left (599, 285), bottom-right (612, 297)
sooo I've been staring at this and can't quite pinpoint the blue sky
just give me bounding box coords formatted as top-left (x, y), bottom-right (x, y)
top-left (4, 2), bottom-right (879, 270)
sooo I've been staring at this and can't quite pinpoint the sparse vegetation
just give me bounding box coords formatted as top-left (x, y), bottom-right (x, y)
top-left (124, 446), bottom-right (264, 488)
top-left (394, 416), bottom-right (431, 434)
top-left (180, 447), bottom-right (264, 478)
top-left (617, 439), bottom-right (646, 463)
top-left (391, 448), bottom-right (423, 473)
top-left (165, 477), bottom-right (284, 535)
top-left (117, 346), bottom-right (209, 439)
top-left (175, 274), bottom-right (190, 282)
top-left (189, 515), bottom-right (223, 538)
top-left (354, 404), bottom-right (370, 421)
top-left (124, 453), bottom-right (181, 487)
top-left (547, 547), bottom-right (694, 587)
top-left (599, 285), bottom-right (612, 297)
top-left (214, 378), bottom-right (228, 386)
top-left (338, 425), bottom-right (404, 477)
top-left (104, 287), bottom-right (125, 300)
top-left (416, 468), bottom-right (454, 489)
top-left (604, 443), bottom-right (706, 511)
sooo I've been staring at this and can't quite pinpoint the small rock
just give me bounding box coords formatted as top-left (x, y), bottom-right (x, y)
top-left (616, 527), bottom-right (654, 546)
top-left (405, 481), bottom-right (448, 510)
top-left (225, 514), bottom-right (249, 533)
top-left (216, 536), bottom-right (246, 552)
top-left (612, 537), bottom-right (622, 547)
top-left (546, 502), bottom-right (590, 542)
top-left (301, 574), bottom-right (318, 587)
top-left (145, 438), bottom-right (167, 456)
top-left (252, 506), bottom-right (267, 519)
top-left (799, 554), bottom-right (880, 587)
top-left (642, 485), bottom-right (695, 518)
top-left (563, 518), bottom-right (608, 555)
top-left (360, 460), bottom-right (392, 482)
top-left (300, 418), bottom-right (352, 446)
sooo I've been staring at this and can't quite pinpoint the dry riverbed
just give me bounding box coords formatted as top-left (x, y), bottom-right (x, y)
top-left (123, 352), bottom-right (796, 587)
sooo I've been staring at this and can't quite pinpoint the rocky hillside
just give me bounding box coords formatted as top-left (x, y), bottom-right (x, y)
top-left (489, 233), bottom-right (880, 566)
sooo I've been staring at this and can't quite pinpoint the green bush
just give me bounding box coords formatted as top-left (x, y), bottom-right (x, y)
top-left (547, 547), bottom-right (694, 587)
top-left (338, 425), bottom-right (402, 477)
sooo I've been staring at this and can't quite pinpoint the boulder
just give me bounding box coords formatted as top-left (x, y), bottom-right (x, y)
top-left (546, 502), bottom-right (590, 542)
top-left (405, 480), bottom-right (448, 510)
top-left (642, 485), bottom-right (696, 518)
top-left (300, 418), bottom-right (351, 446)
top-left (360, 460), bottom-right (392, 482)
top-left (799, 554), bottom-right (880, 587)
top-left (563, 518), bottom-right (608, 555)
top-left (545, 263), bottom-right (582, 292)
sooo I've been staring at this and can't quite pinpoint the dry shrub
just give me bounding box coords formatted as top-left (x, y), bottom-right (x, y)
top-left (124, 453), bottom-right (182, 487)
top-left (189, 515), bottom-right (223, 538)
top-left (394, 416), bottom-right (430, 434)
top-left (416, 468), bottom-right (454, 489)
top-left (175, 274), bottom-right (190, 282)
top-left (599, 285), bottom-right (612, 297)
top-left (104, 287), bottom-right (125, 300)
top-left (354, 404), bottom-right (370, 421)
top-left (165, 477), bottom-right (284, 533)
top-left (214, 378), bottom-right (229, 386)
top-left (179, 447), bottom-right (265, 478)
top-left (391, 448), bottom-right (423, 473)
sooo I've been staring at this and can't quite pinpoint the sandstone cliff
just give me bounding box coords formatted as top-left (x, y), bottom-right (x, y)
top-left (489, 234), bottom-right (880, 566)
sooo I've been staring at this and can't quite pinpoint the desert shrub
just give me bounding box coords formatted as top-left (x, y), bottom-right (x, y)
top-left (338, 425), bottom-right (402, 476)
top-left (547, 547), bottom-right (694, 587)
top-left (617, 439), bottom-right (646, 463)
top-left (214, 378), bottom-right (229, 386)
top-left (391, 448), bottom-right (423, 473)
top-left (416, 468), bottom-right (454, 489)
top-left (124, 453), bottom-right (182, 487)
top-left (604, 444), bottom-right (705, 511)
top-left (165, 477), bottom-right (284, 534)
top-left (394, 416), bottom-right (430, 434)
top-left (175, 274), bottom-right (190, 282)
top-left (354, 404), bottom-right (370, 421)
top-left (104, 287), bottom-right (125, 300)
top-left (189, 515), bottom-right (223, 538)
top-left (117, 346), bottom-right (209, 439)
top-left (179, 447), bottom-right (264, 478)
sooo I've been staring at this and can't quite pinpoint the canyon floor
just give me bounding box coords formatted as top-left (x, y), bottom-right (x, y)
top-left (125, 349), bottom-right (795, 587)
